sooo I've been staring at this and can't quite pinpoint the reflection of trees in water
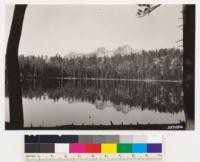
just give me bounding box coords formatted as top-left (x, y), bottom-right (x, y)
top-left (6, 79), bottom-right (184, 114)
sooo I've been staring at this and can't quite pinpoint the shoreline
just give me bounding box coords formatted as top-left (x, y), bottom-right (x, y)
top-left (21, 77), bottom-right (183, 83)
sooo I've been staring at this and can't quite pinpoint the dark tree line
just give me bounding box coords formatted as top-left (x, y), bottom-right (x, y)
top-left (5, 79), bottom-right (183, 114)
top-left (5, 4), bottom-right (194, 129)
top-left (17, 48), bottom-right (183, 81)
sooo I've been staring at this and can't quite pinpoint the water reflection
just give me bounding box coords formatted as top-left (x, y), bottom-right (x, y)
top-left (5, 79), bottom-right (186, 129)
top-left (21, 80), bottom-right (184, 112)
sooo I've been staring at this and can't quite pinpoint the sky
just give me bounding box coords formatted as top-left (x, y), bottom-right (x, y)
top-left (6, 5), bottom-right (182, 57)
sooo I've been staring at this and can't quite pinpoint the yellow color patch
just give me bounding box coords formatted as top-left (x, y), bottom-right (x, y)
top-left (101, 144), bottom-right (117, 153)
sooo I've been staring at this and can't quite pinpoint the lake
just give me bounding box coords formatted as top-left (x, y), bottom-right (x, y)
top-left (5, 79), bottom-right (187, 129)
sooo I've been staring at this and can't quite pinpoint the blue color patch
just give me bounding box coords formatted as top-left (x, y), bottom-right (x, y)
top-left (132, 143), bottom-right (147, 153)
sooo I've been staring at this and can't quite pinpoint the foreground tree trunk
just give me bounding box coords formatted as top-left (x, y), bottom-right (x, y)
top-left (6, 5), bottom-right (27, 129)
top-left (183, 5), bottom-right (195, 121)
top-left (136, 5), bottom-right (195, 129)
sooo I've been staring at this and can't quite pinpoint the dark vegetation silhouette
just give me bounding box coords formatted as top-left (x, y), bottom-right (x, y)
top-left (5, 4), bottom-right (194, 129)
top-left (18, 48), bottom-right (183, 81)
top-left (5, 79), bottom-right (183, 114)
top-left (137, 4), bottom-right (195, 124)
top-left (6, 5), bottom-right (27, 129)
top-left (5, 80), bottom-right (185, 130)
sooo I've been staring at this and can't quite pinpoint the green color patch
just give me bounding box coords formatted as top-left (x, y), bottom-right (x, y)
top-left (117, 144), bottom-right (132, 153)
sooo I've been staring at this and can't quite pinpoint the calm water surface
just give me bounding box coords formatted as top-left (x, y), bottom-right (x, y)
top-left (5, 79), bottom-right (185, 127)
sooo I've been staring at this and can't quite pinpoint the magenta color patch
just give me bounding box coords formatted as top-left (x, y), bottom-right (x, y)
top-left (69, 144), bottom-right (86, 153)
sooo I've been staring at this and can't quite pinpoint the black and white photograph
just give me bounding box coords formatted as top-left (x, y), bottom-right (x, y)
top-left (5, 4), bottom-right (195, 130)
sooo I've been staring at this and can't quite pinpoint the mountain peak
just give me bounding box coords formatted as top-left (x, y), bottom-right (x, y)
top-left (96, 47), bottom-right (109, 57)
top-left (114, 44), bottom-right (133, 56)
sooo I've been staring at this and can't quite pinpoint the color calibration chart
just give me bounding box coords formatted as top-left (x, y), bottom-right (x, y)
top-left (25, 135), bottom-right (163, 161)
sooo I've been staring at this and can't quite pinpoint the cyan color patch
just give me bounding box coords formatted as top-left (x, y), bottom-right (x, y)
top-left (132, 143), bottom-right (147, 153)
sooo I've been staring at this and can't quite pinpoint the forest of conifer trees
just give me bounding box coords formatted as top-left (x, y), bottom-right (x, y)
top-left (17, 48), bottom-right (183, 81)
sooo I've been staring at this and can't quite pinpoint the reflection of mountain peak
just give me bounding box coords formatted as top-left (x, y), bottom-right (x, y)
top-left (95, 100), bottom-right (113, 110)
top-left (17, 79), bottom-right (184, 115)
top-left (95, 100), bottom-right (132, 114)
top-left (113, 104), bottom-right (131, 114)
top-left (95, 100), bottom-right (106, 110)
